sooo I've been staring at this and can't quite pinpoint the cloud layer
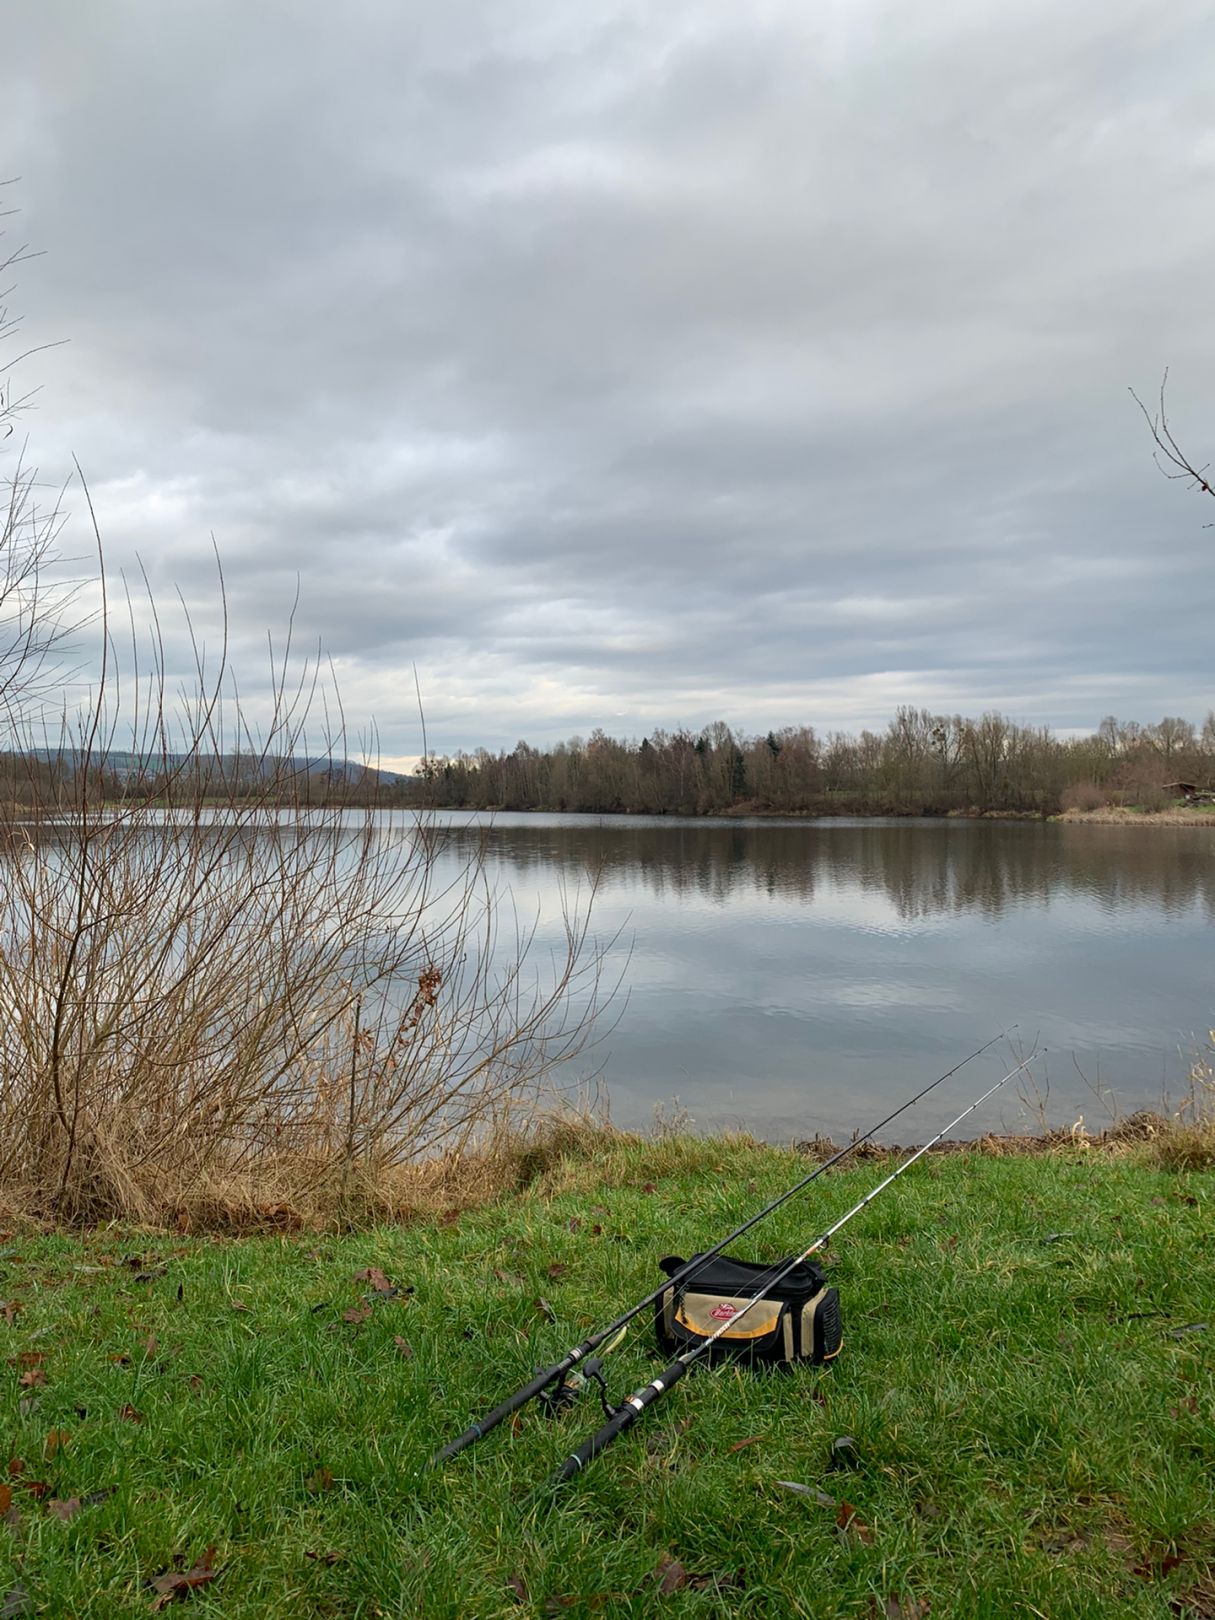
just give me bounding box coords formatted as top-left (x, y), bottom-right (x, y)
top-left (5, 0), bottom-right (1215, 761)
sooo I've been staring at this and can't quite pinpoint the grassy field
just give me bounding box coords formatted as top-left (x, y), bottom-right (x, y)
top-left (1, 1135), bottom-right (1212, 1618)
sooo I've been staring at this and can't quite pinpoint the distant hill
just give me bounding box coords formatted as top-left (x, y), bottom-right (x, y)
top-left (22, 747), bottom-right (409, 788)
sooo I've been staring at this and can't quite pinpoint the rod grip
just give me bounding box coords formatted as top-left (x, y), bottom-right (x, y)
top-left (554, 1360), bottom-right (687, 1483)
top-left (429, 1352), bottom-right (583, 1466)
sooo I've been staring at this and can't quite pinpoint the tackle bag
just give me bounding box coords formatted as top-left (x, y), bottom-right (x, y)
top-left (655, 1253), bottom-right (842, 1367)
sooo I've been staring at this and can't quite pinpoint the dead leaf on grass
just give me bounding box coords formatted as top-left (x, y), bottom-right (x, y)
top-left (342, 1304), bottom-right (372, 1326)
top-left (149, 1548), bottom-right (219, 1607)
top-left (120, 1404), bottom-right (143, 1423)
top-left (1133, 1550), bottom-right (1184, 1578)
top-left (507, 1574), bottom-right (529, 1603)
top-left (304, 1467), bottom-right (334, 1494)
top-left (352, 1267), bottom-right (394, 1294)
top-left (44, 1429), bottom-right (70, 1458)
top-left (0, 1582), bottom-right (30, 1618)
top-left (651, 1554), bottom-right (687, 1594)
top-left (493, 1267), bottom-right (524, 1287)
top-left (883, 1597), bottom-right (931, 1619)
top-left (836, 1500), bottom-right (874, 1543)
top-left (17, 1369), bottom-right (44, 1389)
top-left (728, 1436), bottom-right (762, 1453)
top-left (547, 1263), bottom-right (568, 1281)
top-left (6, 1353), bottom-right (43, 1370)
top-left (0, 1486), bottom-right (10, 1516)
top-left (47, 1497), bottom-right (81, 1522)
top-left (305, 1550), bottom-right (344, 1566)
top-left (393, 1337), bottom-right (413, 1358)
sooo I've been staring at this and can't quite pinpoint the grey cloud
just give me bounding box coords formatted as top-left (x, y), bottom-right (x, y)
top-left (3, 0), bottom-right (1215, 760)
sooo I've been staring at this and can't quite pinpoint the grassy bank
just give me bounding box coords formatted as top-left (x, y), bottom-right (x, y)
top-left (1, 1134), bottom-right (1212, 1619)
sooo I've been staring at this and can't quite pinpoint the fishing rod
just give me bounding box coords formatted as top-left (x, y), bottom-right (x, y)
top-left (429, 1029), bottom-right (1015, 1468)
top-left (546, 1050), bottom-right (1036, 1488)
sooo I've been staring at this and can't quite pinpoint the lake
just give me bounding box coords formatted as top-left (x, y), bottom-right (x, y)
top-left (422, 811), bottom-right (1214, 1143)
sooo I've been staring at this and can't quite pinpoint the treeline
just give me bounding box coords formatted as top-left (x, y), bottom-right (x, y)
top-left (403, 710), bottom-right (1215, 818)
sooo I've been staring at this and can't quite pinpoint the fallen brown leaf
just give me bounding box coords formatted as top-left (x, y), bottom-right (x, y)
top-left (837, 1501), bottom-right (874, 1543)
top-left (0, 1487), bottom-right (9, 1516)
top-left (507, 1573), bottom-right (529, 1603)
top-left (547, 1263), bottom-right (568, 1281)
top-left (149, 1548), bottom-right (219, 1607)
top-left (1133, 1550), bottom-right (1184, 1578)
top-left (342, 1304), bottom-right (372, 1325)
top-left (44, 1429), bottom-right (70, 1458)
top-left (47, 1497), bottom-right (81, 1522)
top-left (120, 1404), bottom-right (143, 1423)
top-left (728, 1436), bottom-right (762, 1453)
top-left (305, 1550), bottom-right (344, 1566)
top-left (5, 1462), bottom-right (22, 1479)
top-left (1, 1581), bottom-right (30, 1617)
top-left (305, 1467), bottom-right (334, 1494)
top-left (353, 1267), bottom-right (394, 1293)
top-left (885, 1595), bottom-right (931, 1618)
top-left (22, 1482), bottom-right (49, 1501)
top-left (6, 1353), bottom-right (44, 1369)
top-left (641, 1182), bottom-right (657, 1194)
top-left (652, 1555), bottom-right (687, 1594)
top-left (17, 1370), bottom-right (44, 1390)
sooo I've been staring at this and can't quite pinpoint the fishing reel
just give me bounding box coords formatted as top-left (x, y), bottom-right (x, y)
top-left (535, 1356), bottom-right (620, 1421)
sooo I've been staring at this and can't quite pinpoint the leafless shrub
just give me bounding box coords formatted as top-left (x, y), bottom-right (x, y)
top-left (1060, 781), bottom-right (1110, 813)
top-left (0, 529), bottom-right (618, 1223)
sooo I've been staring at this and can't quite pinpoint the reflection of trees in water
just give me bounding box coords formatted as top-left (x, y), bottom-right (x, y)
top-left (431, 820), bottom-right (1215, 921)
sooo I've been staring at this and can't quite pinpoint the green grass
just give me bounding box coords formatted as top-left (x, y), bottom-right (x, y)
top-left (2, 1139), bottom-right (1213, 1617)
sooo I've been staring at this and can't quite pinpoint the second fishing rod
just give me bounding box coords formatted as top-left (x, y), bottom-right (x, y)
top-left (429, 1029), bottom-right (1016, 1467)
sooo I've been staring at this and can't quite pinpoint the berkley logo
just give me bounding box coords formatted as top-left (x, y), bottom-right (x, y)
top-left (710, 1303), bottom-right (738, 1321)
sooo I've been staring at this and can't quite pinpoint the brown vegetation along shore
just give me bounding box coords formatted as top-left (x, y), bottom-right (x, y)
top-left (1055, 806), bottom-right (1215, 827)
top-left (2, 1106), bottom-right (1210, 1234)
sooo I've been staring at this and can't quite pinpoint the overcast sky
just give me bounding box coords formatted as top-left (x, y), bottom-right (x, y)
top-left (4, 0), bottom-right (1214, 767)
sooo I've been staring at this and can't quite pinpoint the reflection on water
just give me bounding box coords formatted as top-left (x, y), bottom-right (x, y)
top-left (417, 813), bottom-right (1215, 1141)
top-left (424, 813), bottom-right (1215, 923)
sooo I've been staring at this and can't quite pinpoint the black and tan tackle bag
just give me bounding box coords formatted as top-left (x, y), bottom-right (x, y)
top-left (655, 1253), bottom-right (842, 1367)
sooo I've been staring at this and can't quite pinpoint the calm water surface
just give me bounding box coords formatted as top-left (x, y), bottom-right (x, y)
top-left (425, 812), bottom-right (1214, 1142)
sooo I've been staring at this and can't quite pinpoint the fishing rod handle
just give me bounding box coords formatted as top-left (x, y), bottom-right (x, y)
top-left (554, 1360), bottom-right (688, 1484)
top-left (429, 1347), bottom-right (589, 1466)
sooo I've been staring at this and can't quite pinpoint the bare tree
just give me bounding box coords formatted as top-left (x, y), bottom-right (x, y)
top-left (1130, 371), bottom-right (1214, 520)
